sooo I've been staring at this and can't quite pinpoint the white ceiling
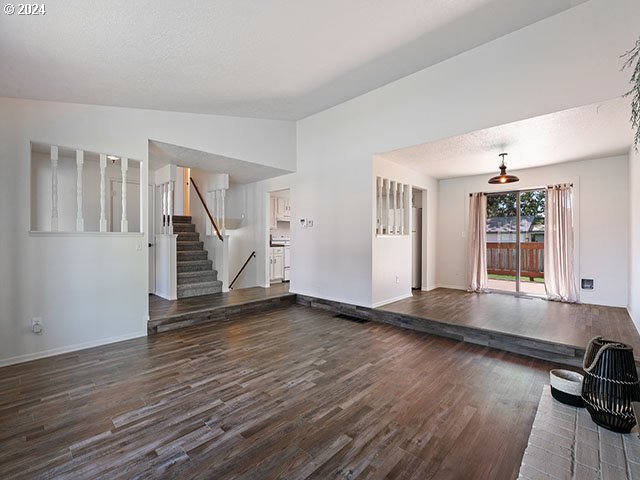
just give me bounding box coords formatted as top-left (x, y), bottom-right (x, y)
top-left (149, 141), bottom-right (292, 184)
top-left (0, 0), bottom-right (585, 120)
top-left (380, 97), bottom-right (634, 179)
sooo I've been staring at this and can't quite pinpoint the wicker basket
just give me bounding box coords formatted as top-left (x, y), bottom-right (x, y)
top-left (581, 336), bottom-right (640, 433)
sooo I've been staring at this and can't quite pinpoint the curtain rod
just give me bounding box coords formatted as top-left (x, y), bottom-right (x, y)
top-left (469, 184), bottom-right (573, 197)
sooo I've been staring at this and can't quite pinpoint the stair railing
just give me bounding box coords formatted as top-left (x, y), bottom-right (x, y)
top-left (190, 177), bottom-right (223, 242)
top-left (229, 251), bottom-right (256, 290)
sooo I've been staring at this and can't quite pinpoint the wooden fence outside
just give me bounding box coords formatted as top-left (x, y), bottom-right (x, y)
top-left (486, 242), bottom-right (544, 279)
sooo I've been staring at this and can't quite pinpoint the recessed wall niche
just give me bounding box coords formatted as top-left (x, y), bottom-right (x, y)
top-left (376, 177), bottom-right (410, 236)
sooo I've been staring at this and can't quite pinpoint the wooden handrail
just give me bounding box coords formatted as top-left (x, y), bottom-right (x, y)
top-left (189, 177), bottom-right (223, 242)
top-left (229, 251), bottom-right (256, 290)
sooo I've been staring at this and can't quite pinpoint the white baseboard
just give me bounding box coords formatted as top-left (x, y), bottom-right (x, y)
top-left (435, 284), bottom-right (466, 291)
top-left (0, 330), bottom-right (147, 368)
top-left (372, 293), bottom-right (413, 308)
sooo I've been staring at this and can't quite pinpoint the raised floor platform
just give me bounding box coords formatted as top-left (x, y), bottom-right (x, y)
top-left (148, 283), bottom-right (294, 334)
top-left (149, 285), bottom-right (640, 368)
top-left (298, 288), bottom-right (640, 367)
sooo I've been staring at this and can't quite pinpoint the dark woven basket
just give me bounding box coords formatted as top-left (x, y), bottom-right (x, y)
top-left (581, 336), bottom-right (640, 433)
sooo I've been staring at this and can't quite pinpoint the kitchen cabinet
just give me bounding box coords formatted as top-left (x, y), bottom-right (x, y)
top-left (269, 247), bottom-right (284, 282)
top-left (275, 197), bottom-right (290, 221)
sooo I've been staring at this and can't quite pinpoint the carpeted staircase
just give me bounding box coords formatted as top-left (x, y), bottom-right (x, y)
top-left (173, 215), bottom-right (223, 298)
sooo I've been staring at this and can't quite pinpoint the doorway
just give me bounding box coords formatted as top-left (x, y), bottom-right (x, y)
top-left (411, 188), bottom-right (424, 290)
top-left (268, 189), bottom-right (291, 285)
top-left (485, 189), bottom-right (546, 295)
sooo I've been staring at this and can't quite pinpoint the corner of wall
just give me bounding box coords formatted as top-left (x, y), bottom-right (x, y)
top-left (629, 146), bottom-right (640, 333)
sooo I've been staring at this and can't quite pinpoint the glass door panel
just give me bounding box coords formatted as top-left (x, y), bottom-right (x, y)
top-left (485, 192), bottom-right (518, 293)
top-left (519, 190), bottom-right (546, 295)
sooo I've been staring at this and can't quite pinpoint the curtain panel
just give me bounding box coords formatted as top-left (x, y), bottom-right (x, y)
top-left (544, 184), bottom-right (578, 303)
top-left (467, 192), bottom-right (488, 292)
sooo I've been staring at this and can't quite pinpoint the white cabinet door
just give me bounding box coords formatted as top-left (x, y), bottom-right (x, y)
top-left (270, 247), bottom-right (284, 281)
top-left (273, 252), bottom-right (284, 279)
top-left (283, 199), bottom-right (291, 219)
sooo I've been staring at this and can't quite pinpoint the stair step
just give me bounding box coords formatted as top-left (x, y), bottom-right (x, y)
top-left (173, 223), bottom-right (196, 233)
top-left (178, 251), bottom-right (208, 262)
top-left (177, 270), bottom-right (218, 284)
top-left (177, 281), bottom-right (223, 299)
top-left (177, 241), bottom-right (204, 251)
top-left (177, 260), bottom-right (213, 273)
top-left (177, 231), bottom-right (200, 241)
top-left (172, 215), bottom-right (192, 223)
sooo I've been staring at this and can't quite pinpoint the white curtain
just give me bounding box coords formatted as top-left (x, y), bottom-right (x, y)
top-left (467, 193), bottom-right (488, 292)
top-left (545, 184), bottom-right (578, 302)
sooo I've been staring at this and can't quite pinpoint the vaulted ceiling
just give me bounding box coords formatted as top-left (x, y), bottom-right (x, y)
top-left (0, 0), bottom-right (585, 120)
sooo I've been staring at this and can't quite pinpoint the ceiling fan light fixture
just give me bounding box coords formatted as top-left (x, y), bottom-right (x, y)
top-left (488, 153), bottom-right (519, 184)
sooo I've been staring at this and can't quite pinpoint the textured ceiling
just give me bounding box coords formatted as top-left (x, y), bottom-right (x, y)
top-left (380, 97), bottom-right (634, 179)
top-left (149, 141), bottom-right (292, 184)
top-left (0, 0), bottom-right (585, 120)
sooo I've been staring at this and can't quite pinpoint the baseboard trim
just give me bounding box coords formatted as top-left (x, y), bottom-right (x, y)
top-left (0, 331), bottom-right (147, 367)
top-left (372, 293), bottom-right (413, 308)
top-left (435, 284), bottom-right (466, 291)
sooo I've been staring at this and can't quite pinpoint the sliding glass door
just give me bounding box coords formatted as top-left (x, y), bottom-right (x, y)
top-left (485, 189), bottom-right (546, 295)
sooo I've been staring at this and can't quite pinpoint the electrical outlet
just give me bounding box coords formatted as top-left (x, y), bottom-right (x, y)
top-left (300, 218), bottom-right (307, 228)
top-left (395, 276), bottom-right (400, 284)
top-left (308, 220), bottom-right (314, 227)
top-left (32, 317), bottom-right (43, 335)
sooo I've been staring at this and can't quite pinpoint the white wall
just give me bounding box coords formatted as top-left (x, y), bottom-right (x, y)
top-left (629, 146), bottom-right (640, 329)
top-left (436, 156), bottom-right (629, 307)
top-left (294, 0), bottom-right (638, 308)
top-left (0, 97), bottom-right (295, 366)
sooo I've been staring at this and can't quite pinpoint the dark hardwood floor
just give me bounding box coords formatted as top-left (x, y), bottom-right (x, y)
top-left (379, 288), bottom-right (640, 361)
top-left (1, 303), bottom-right (560, 479)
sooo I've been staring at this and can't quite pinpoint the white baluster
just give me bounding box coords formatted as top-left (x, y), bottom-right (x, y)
top-left (220, 188), bottom-right (226, 232)
top-left (50, 146), bottom-right (59, 231)
top-left (99, 154), bottom-right (107, 232)
top-left (120, 157), bottom-right (128, 232)
top-left (161, 183), bottom-right (167, 233)
top-left (399, 183), bottom-right (405, 235)
top-left (391, 181), bottom-right (397, 235)
top-left (168, 180), bottom-right (174, 234)
top-left (376, 177), bottom-right (382, 235)
top-left (76, 150), bottom-right (84, 232)
top-left (382, 178), bottom-right (391, 234)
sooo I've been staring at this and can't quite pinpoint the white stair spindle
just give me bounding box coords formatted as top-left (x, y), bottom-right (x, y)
top-left (76, 150), bottom-right (84, 232)
top-left (376, 177), bottom-right (382, 235)
top-left (50, 146), bottom-right (59, 231)
top-left (99, 154), bottom-right (107, 232)
top-left (383, 179), bottom-right (390, 234)
top-left (120, 157), bottom-right (128, 232)
top-left (220, 189), bottom-right (226, 232)
top-left (161, 183), bottom-right (166, 233)
top-left (390, 181), bottom-right (397, 234)
top-left (399, 183), bottom-right (405, 235)
top-left (168, 180), bottom-right (174, 233)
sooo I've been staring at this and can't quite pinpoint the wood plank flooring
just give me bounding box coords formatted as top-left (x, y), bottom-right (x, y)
top-left (1, 303), bottom-right (558, 479)
top-left (379, 289), bottom-right (640, 361)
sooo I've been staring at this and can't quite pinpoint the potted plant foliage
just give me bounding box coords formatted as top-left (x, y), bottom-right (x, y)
top-left (623, 37), bottom-right (640, 149)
